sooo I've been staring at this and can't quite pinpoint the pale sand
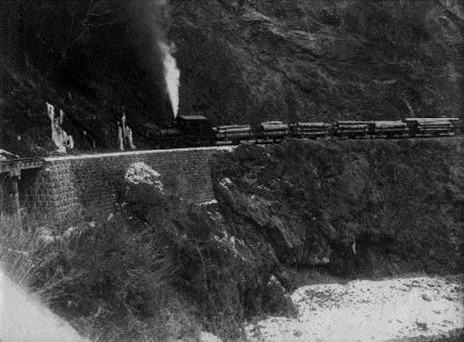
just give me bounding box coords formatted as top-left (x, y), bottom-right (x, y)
top-left (246, 275), bottom-right (464, 342)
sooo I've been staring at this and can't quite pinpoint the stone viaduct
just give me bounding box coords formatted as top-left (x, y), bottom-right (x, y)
top-left (0, 147), bottom-right (232, 228)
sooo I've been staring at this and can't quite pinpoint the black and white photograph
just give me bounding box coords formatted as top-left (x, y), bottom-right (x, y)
top-left (0, 1), bottom-right (463, 341)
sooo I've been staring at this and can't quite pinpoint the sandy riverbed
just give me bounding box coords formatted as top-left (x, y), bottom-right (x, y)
top-left (246, 275), bottom-right (464, 342)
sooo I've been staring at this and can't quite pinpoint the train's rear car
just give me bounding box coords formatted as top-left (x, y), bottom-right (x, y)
top-left (404, 118), bottom-right (460, 137)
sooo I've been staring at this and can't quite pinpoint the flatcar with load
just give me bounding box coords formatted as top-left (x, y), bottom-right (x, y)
top-left (214, 124), bottom-right (253, 144)
top-left (368, 121), bottom-right (409, 138)
top-left (332, 121), bottom-right (370, 138)
top-left (254, 121), bottom-right (289, 142)
top-left (289, 122), bottom-right (331, 139)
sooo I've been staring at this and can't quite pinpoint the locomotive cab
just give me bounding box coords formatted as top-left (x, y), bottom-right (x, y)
top-left (176, 115), bottom-right (216, 146)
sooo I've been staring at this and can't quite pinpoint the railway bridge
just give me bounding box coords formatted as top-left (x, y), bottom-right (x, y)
top-left (0, 146), bottom-right (232, 228)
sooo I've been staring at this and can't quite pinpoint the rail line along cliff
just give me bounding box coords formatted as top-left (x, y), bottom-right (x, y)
top-left (1, 0), bottom-right (464, 155)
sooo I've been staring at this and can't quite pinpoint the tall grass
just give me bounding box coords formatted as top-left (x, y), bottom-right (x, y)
top-left (0, 212), bottom-right (202, 342)
top-left (0, 213), bottom-right (40, 285)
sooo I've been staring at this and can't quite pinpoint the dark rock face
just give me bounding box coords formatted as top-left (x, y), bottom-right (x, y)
top-left (171, 0), bottom-right (464, 124)
top-left (0, 0), bottom-right (173, 156)
top-left (210, 138), bottom-right (464, 277)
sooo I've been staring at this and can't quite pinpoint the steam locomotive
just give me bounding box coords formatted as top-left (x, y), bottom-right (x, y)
top-left (143, 116), bottom-right (460, 148)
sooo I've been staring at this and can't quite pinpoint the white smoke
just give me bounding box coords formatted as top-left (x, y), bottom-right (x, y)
top-left (159, 42), bottom-right (180, 118)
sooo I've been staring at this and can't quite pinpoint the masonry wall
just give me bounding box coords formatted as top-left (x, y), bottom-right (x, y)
top-left (0, 174), bottom-right (12, 215)
top-left (25, 147), bottom-right (230, 224)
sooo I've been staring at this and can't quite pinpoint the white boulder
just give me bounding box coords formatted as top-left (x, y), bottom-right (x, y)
top-left (125, 162), bottom-right (165, 193)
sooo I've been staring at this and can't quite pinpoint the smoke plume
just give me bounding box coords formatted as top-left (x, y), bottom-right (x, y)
top-left (160, 42), bottom-right (180, 118)
top-left (132, 0), bottom-right (180, 120)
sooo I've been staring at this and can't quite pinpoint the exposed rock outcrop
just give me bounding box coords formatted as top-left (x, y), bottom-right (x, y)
top-left (210, 139), bottom-right (464, 277)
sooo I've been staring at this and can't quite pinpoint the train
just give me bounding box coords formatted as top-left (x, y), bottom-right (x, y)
top-left (143, 116), bottom-right (461, 148)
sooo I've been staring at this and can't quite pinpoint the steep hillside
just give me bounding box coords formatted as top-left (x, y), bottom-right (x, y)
top-left (1, 0), bottom-right (464, 155)
top-left (171, 0), bottom-right (464, 124)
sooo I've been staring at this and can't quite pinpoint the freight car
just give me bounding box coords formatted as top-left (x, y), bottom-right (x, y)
top-left (289, 122), bottom-right (332, 139)
top-left (332, 121), bottom-right (370, 138)
top-left (254, 121), bottom-right (289, 142)
top-left (214, 124), bottom-right (253, 144)
top-left (403, 118), bottom-right (459, 137)
top-left (368, 121), bottom-right (409, 138)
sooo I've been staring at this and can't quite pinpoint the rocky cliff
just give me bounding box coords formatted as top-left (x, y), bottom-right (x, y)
top-left (211, 138), bottom-right (464, 278)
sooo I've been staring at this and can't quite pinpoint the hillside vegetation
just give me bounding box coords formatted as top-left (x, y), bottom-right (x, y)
top-left (1, 0), bottom-right (464, 155)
